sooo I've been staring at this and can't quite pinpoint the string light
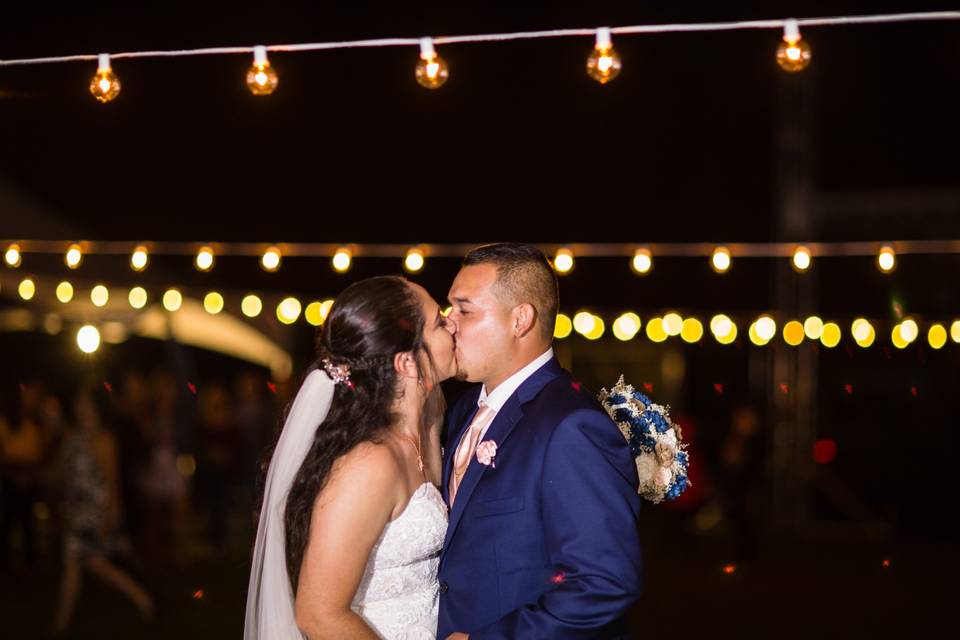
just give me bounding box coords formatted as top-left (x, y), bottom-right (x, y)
top-left (128, 286), bottom-right (148, 309)
top-left (852, 318), bottom-right (875, 348)
top-left (891, 324), bottom-right (909, 349)
top-left (776, 19), bottom-right (812, 72)
top-left (131, 246), bottom-right (149, 271)
top-left (162, 288), bottom-right (183, 312)
top-left (332, 247), bottom-right (353, 273)
top-left (877, 245), bottom-right (896, 273)
top-left (305, 302), bottom-right (324, 326)
top-left (792, 245), bottom-right (811, 272)
top-left (681, 317), bottom-right (704, 343)
top-left (663, 312), bottom-right (683, 337)
top-left (4, 244), bottom-right (22, 267)
top-left (803, 316), bottom-right (824, 340)
top-left (246, 46), bottom-right (279, 96)
top-left (820, 322), bottom-right (841, 347)
top-left (277, 297), bottom-right (302, 324)
top-left (319, 299), bottom-right (335, 322)
top-left (89, 54), bottom-right (121, 103)
top-left (928, 323), bottom-right (947, 349)
top-left (415, 37), bottom-right (449, 89)
top-left (554, 313), bottom-right (573, 339)
top-left (645, 317), bottom-right (668, 343)
top-left (241, 294), bottom-right (263, 318)
top-left (710, 314), bottom-right (737, 344)
top-left (612, 312), bottom-right (641, 341)
top-left (77, 325), bottom-right (101, 354)
top-left (204, 292), bottom-right (224, 314)
top-left (404, 247), bottom-right (425, 274)
top-left (586, 27), bottom-right (622, 84)
top-left (900, 318), bottom-right (918, 343)
top-left (195, 246), bottom-right (215, 272)
top-left (553, 248), bottom-right (575, 275)
top-left (952, 320), bottom-right (960, 343)
top-left (584, 315), bottom-right (605, 340)
top-left (65, 244), bottom-right (83, 269)
top-left (261, 246), bottom-right (282, 272)
top-left (56, 281), bottom-right (74, 303)
top-left (18, 278), bottom-right (36, 300)
top-left (90, 285), bottom-right (109, 307)
top-left (711, 246), bottom-right (731, 273)
top-left (783, 320), bottom-right (805, 346)
top-left (631, 248), bottom-right (653, 275)
top-left (573, 311), bottom-right (597, 337)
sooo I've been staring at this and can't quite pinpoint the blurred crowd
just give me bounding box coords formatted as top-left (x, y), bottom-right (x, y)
top-left (0, 369), bottom-right (286, 634)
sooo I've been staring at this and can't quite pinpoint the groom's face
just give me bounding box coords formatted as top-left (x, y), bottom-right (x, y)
top-left (447, 263), bottom-right (514, 385)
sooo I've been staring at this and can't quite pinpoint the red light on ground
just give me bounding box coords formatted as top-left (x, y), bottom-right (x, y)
top-left (570, 382), bottom-right (581, 392)
top-left (552, 572), bottom-right (566, 584)
top-left (844, 384), bottom-right (853, 395)
top-left (267, 381), bottom-right (277, 393)
top-left (779, 383), bottom-right (789, 394)
top-left (713, 383), bottom-right (724, 394)
top-left (882, 558), bottom-right (891, 569)
top-left (193, 589), bottom-right (204, 600)
top-left (910, 386), bottom-right (918, 397)
top-left (643, 383), bottom-right (654, 393)
top-left (722, 564), bottom-right (736, 575)
top-left (103, 381), bottom-right (113, 393)
top-left (813, 439), bottom-right (838, 464)
top-left (187, 382), bottom-right (197, 394)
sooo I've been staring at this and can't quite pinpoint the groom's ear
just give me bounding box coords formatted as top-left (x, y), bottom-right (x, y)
top-left (511, 303), bottom-right (537, 339)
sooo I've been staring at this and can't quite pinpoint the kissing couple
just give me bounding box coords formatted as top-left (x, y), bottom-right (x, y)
top-left (245, 243), bottom-right (642, 639)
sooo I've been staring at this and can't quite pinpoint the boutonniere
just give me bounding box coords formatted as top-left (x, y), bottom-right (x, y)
top-left (476, 440), bottom-right (497, 468)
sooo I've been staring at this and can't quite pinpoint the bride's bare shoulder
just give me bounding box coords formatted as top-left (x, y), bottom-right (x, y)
top-left (322, 440), bottom-right (404, 497)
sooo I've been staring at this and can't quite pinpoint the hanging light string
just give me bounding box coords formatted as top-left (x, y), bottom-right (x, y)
top-left (1, 11), bottom-right (958, 67)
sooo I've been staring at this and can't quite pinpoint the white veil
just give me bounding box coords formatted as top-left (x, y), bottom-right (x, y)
top-left (244, 368), bottom-right (335, 640)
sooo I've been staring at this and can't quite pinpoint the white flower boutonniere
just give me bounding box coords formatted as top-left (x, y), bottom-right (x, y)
top-left (476, 440), bottom-right (497, 468)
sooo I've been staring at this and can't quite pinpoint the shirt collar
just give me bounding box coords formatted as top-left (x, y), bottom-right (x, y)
top-left (478, 347), bottom-right (555, 413)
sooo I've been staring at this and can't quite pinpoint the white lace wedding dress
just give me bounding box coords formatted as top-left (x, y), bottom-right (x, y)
top-left (351, 482), bottom-right (448, 639)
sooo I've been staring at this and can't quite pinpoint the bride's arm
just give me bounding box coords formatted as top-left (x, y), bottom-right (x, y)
top-left (294, 442), bottom-right (400, 639)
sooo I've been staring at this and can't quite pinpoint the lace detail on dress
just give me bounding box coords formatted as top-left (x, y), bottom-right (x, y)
top-left (351, 482), bottom-right (448, 639)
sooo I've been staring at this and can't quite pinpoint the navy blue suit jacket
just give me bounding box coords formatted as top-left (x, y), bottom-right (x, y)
top-left (437, 358), bottom-right (642, 639)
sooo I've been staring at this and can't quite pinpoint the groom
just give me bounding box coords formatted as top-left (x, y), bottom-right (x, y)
top-left (438, 243), bottom-right (642, 639)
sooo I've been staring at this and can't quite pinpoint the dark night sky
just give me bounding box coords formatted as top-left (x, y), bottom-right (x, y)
top-left (1, 2), bottom-right (958, 312)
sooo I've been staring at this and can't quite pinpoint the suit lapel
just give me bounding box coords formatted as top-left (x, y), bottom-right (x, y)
top-left (440, 358), bottom-right (563, 563)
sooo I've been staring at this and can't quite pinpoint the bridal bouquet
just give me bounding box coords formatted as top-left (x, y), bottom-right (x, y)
top-left (598, 376), bottom-right (690, 504)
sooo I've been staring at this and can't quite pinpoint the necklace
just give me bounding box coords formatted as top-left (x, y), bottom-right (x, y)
top-left (396, 431), bottom-right (424, 473)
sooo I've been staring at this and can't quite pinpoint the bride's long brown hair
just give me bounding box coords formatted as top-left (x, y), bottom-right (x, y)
top-left (280, 276), bottom-right (445, 593)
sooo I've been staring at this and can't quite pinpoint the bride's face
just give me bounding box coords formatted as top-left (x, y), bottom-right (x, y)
top-left (409, 283), bottom-right (458, 383)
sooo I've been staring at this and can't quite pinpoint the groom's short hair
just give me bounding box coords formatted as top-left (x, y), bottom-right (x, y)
top-left (463, 243), bottom-right (559, 342)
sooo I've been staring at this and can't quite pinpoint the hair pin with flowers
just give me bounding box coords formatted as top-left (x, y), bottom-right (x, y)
top-left (598, 376), bottom-right (690, 504)
top-left (322, 358), bottom-right (354, 390)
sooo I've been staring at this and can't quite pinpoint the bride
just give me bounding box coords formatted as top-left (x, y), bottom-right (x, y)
top-left (245, 275), bottom-right (458, 639)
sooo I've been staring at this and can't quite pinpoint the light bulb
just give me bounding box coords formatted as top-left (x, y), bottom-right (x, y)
top-left (415, 38), bottom-right (449, 89)
top-left (65, 244), bottom-right (83, 269)
top-left (645, 317), bottom-right (668, 343)
top-left (277, 297), bottom-right (302, 324)
top-left (319, 299), bottom-right (335, 322)
top-left (77, 325), bottom-right (101, 354)
top-left (128, 287), bottom-right (148, 309)
top-left (204, 292), bottom-right (224, 314)
top-left (900, 318), bottom-right (918, 343)
top-left (246, 46), bottom-right (279, 96)
top-left (261, 246), bottom-right (282, 272)
top-left (681, 318), bottom-right (704, 343)
top-left (332, 247), bottom-right (352, 273)
top-left (196, 246), bottom-right (215, 271)
top-left (4, 244), bottom-right (22, 267)
top-left (586, 27), bottom-right (622, 84)
top-left (820, 322), bottom-right (841, 348)
top-left (792, 245), bottom-right (811, 272)
top-left (131, 246), bottom-right (149, 271)
top-left (804, 316), bottom-right (824, 340)
top-left (241, 294), bottom-right (263, 318)
top-left (553, 248), bottom-right (574, 275)
top-left (305, 302), bottom-right (324, 326)
top-left (90, 285), bottom-right (109, 307)
top-left (663, 312), bottom-right (683, 337)
top-left (404, 248), bottom-right (425, 274)
top-left (776, 20), bottom-right (812, 72)
top-left (783, 320), bottom-right (805, 346)
top-left (877, 245), bottom-right (896, 273)
top-left (162, 289), bottom-right (183, 312)
top-left (584, 315), bottom-right (605, 340)
top-left (928, 324), bottom-right (947, 350)
top-left (573, 311), bottom-right (596, 337)
top-left (631, 248), bottom-right (652, 275)
top-left (612, 312), bottom-right (641, 341)
top-left (711, 246), bottom-right (732, 273)
top-left (852, 318), bottom-right (875, 348)
top-left (89, 54), bottom-right (121, 103)
top-left (554, 313), bottom-right (573, 339)
top-left (56, 281), bottom-right (74, 303)
top-left (18, 278), bottom-right (36, 300)
top-left (755, 315), bottom-right (777, 342)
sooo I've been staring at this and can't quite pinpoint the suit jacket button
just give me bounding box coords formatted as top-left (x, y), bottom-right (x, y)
top-left (439, 581), bottom-right (449, 594)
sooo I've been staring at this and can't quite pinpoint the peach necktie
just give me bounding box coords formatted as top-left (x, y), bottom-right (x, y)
top-left (448, 402), bottom-right (496, 507)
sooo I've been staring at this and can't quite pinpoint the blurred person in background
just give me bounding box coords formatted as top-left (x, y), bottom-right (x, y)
top-left (52, 384), bottom-right (155, 635)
